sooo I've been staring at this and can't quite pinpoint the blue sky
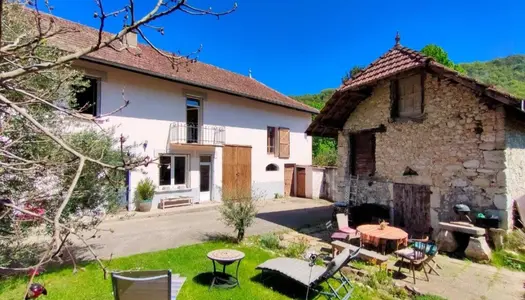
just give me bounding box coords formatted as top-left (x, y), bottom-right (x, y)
top-left (50, 0), bottom-right (525, 95)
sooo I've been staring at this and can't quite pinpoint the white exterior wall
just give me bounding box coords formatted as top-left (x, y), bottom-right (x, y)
top-left (78, 62), bottom-right (312, 210)
top-left (311, 167), bottom-right (325, 199)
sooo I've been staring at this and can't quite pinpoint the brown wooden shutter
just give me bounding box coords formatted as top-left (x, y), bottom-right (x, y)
top-left (398, 74), bottom-right (422, 117)
top-left (278, 127), bottom-right (290, 158)
top-left (351, 132), bottom-right (375, 176)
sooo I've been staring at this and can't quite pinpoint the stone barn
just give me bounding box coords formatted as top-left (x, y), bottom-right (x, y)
top-left (307, 37), bottom-right (525, 235)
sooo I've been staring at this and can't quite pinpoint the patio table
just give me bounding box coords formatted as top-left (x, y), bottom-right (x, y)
top-left (207, 249), bottom-right (245, 290)
top-left (357, 224), bottom-right (408, 254)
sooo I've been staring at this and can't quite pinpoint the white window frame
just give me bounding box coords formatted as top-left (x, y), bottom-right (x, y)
top-left (158, 154), bottom-right (190, 187)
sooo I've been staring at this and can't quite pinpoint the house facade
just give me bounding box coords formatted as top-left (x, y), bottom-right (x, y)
top-left (307, 39), bottom-right (525, 234)
top-left (53, 18), bottom-right (316, 210)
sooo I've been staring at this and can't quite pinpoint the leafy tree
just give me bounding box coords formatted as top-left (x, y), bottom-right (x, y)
top-left (421, 44), bottom-right (466, 73)
top-left (342, 66), bottom-right (364, 83)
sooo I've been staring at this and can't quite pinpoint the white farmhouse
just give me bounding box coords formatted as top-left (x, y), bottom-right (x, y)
top-left (52, 17), bottom-right (317, 210)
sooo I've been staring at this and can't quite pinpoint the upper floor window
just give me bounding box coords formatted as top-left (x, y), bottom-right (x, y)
top-left (267, 127), bottom-right (276, 154)
top-left (349, 132), bottom-right (375, 177)
top-left (267, 127), bottom-right (290, 158)
top-left (159, 155), bottom-right (188, 187)
top-left (73, 77), bottom-right (99, 116)
top-left (391, 74), bottom-right (423, 119)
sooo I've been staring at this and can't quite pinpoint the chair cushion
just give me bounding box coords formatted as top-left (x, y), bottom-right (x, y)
top-left (331, 232), bottom-right (349, 239)
top-left (395, 248), bottom-right (425, 260)
top-left (339, 227), bottom-right (357, 234)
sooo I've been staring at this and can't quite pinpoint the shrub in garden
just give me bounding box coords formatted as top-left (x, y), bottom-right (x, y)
top-left (219, 189), bottom-right (260, 242)
top-left (259, 233), bottom-right (280, 250)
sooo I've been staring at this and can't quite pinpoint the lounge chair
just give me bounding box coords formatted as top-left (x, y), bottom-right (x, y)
top-left (111, 270), bottom-right (186, 300)
top-left (256, 247), bottom-right (361, 299)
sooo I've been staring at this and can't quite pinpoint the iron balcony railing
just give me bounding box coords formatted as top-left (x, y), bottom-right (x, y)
top-left (169, 122), bottom-right (226, 145)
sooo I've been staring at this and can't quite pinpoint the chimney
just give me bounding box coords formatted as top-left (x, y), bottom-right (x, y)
top-left (124, 31), bottom-right (138, 48)
top-left (248, 68), bottom-right (252, 79)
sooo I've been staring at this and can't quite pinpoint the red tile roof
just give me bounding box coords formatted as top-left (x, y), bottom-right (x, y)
top-left (341, 45), bottom-right (428, 91)
top-left (48, 16), bottom-right (318, 114)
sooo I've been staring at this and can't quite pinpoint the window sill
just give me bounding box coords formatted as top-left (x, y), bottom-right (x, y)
top-left (392, 114), bottom-right (426, 123)
top-left (156, 185), bottom-right (191, 193)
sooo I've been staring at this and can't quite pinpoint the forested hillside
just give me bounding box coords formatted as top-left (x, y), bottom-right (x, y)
top-left (460, 55), bottom-right (525, 98)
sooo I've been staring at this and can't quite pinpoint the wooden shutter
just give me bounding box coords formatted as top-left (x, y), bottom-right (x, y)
top-left (398, 74), bottom-right (422, 117)
top-left (278, 127), bottom-right (290, 158)
top-left (351, 132), bottom-right (375, 176)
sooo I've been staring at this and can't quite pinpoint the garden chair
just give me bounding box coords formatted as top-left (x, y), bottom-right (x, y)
top-left (111, 270), bottom-right (186, 300)
top-left (325, 220), bottom-right (349, 242)
top-left (335, 213), bottom-right (360, 241)
top-left (256, 247), bottom-right (361, 299)
top-left (394, 237), bottom-right (439, 284)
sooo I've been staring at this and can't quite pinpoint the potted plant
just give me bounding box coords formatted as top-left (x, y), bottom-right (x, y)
top-left (135, 178), bottom-right (156, 212)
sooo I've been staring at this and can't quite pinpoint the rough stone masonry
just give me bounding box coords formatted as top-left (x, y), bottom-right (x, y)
top-left (336, 73), bottom-right (525, 231)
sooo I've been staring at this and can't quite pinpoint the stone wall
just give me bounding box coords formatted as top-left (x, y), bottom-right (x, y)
top-left (336, 73), bottom-right (511, 229)
top-left (504, 117), bottom-right (525, 227)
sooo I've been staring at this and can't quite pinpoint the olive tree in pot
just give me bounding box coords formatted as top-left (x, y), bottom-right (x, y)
top-left (134, 178), bottom-right (156, 212)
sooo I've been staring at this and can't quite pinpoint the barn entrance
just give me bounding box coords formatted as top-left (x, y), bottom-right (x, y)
top-left (393, 183), bottom-right (431, 237)
top-left (222, 145), bottom-right (252, 200)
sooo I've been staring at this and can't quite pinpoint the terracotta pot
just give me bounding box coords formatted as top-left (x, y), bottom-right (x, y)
top-left (138, 200), bottom-right (152, 212)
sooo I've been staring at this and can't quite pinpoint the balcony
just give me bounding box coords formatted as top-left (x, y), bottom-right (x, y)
top-left (169, 122), bottom-right (226, 146)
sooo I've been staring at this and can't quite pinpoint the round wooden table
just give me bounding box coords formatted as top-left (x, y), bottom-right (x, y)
top-left (357, 224), bottom-right (408, 254)
top-left (207, 249), bottom-right (245, 290)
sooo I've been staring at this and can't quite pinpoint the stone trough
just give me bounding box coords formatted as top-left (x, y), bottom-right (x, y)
top-left (436, 222), bottom-right (492, 261)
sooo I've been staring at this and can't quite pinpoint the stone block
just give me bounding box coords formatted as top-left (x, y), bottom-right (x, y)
top-left (483, 150), bottom-right (505, 162)
top-left (493, 194), bottom-right (511, 210)
top-left (445, 164), bottom-right (464, 172)
top-left (479, 142), bottom-right (496, 150)
top-left (430, 187), bottom-right (441, 208)
top-left (463, 169), bottom-right (478, 177)
top-left (496, 171), bottom-right (506, 187)
top-left (472, 178), bottom-right (490, 187)
top-left (436, 230), bottom-right (458, 252)
top-left (477, 168), bottom-right (497, 174)
top-left (488, 228), bottom-right (506, 250)
top-left (463, 160), bottom-right (480, 169)
top-left (483, 161), bottom-right (506, 170)
top-left (452, 178), bottom-right (468, 187)
top-left (439, 222), bottom-right (486, 236)
top-left (465, 236), bottom-right (492, 261)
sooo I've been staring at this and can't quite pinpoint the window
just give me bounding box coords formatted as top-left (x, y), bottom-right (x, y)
top-left (187, 98), bottom-right (200, 143)
top-left (267, 127), bottom-right (276, 154)
top-left (266, 164), bottom-right (279, 171)
top-left (349, 132), bottom-right (375, 177)
top-left (158, 155), bottom-right (188, 186)
top-left (73, 77), bottom-right (99, 116)
top-left (391, 74), bottom-right (423, 118)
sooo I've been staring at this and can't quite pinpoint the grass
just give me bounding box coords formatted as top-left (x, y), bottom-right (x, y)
top-left (492, 249), bottom-right (525, 271)
top-left (0, 238), bottom-right (448, 300)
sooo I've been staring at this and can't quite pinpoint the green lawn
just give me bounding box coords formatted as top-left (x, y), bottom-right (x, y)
top-left (0, 241), bottom-right (319, 300)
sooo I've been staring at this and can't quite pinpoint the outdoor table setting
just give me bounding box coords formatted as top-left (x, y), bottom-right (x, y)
top-left (207, 249), bottom-right (245, 290)
top-left (357, 223), bottom-right (408, 254)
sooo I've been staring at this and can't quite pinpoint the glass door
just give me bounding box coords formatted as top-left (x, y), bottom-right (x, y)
top-left (199, 156), bottom-right (212, 201)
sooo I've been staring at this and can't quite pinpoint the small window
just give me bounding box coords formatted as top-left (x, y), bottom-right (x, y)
top-left (391, 74), bottom-right (423, 118)
top-left (158, 155), bottom-right (188, 186)
top-left (73, 77), bottom-right (99, 116)
top-left (267, 127), bottom-right (276, 154)
top-left (266, 164), bottom-right (279, 171)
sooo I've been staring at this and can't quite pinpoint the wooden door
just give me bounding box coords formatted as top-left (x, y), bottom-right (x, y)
top-left (393, 183), bottom-right (431, 237)
top-left (222, 145), bottom-right (252, 200)
top-left (284, 164), bottom-right (295, 197)
top-left (296, 168), bottom-right (306, 198)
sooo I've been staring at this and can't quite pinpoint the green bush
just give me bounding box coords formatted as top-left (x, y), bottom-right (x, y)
top-left (259, 233), bottom-right (280, 250)
top-left (284, 238), bottom-right (309, 258)
top-left (135, 178), bottom-right (156, 202)
top-left (219, 196), bottom-right (258, 243)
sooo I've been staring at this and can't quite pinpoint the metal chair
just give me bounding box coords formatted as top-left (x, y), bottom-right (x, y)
top-left (395, 237), bottom-right (439, 284)
top-left (111, 270), bottom-right (185, 300)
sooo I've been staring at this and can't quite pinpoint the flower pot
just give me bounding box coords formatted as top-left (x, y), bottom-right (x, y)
top-left (138, 200), bottom-right (152, 212)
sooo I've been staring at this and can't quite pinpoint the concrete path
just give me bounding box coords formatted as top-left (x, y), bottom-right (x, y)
top-left (390, 254), bottom-right (525, 300)
top-left (75, 198), bottom-right (332, 259)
